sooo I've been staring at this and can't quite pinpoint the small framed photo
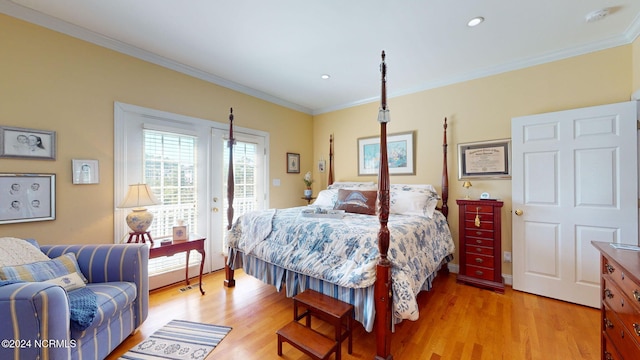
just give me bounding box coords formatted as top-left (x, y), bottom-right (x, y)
top-left (287, 152), bottom-right (300, 173)
top-left (172, 225), bottom-right (188, 241)
top-left (457, 139), bottom-right (511, 180)
top-left (0, 173), bottom-right (56, 224)
top-left (0, 126), bottom-right (56, 160)
top-left (72, 159), bottom-right (100, 184)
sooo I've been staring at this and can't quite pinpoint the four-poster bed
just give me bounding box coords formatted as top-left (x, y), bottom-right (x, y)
top-left (223, 52), bottom-right (453, 360)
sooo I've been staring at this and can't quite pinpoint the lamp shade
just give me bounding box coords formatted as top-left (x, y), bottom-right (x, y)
top-left (462, 181), bottom-right (472, 189)
top-left (118, 184), bottom-right (161, 209)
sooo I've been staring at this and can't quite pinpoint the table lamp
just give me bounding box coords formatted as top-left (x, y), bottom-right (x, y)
top-left (462, 181), bottom-right (473, 199)
top-left (118, 183), bottom-right (161, 244)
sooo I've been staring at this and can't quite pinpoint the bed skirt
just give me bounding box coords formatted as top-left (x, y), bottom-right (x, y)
top-left (227, 248), bottom-right (453, 332)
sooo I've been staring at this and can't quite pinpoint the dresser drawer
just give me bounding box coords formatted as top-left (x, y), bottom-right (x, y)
top-left (603, 331), bottom-right (624, 360)
top-left (602, 277), bottom-right (640, 346)
top-left (465, 237), bottom-right (494, 248)
top-left (465, 228), bottom-right (494, 240)
top-left (466, 245), bottom-right (493, 256)
top-left (465, 253), bottom-right (494, 269)
top-left (464, 264), bottom-right (494, 281)
top-left (461, 204), bottom-right (495, 214)
top-left (604, 257), bottom-right (640, 308)
top-left (604, 304), bottom-right (640, 359)
top-left (464, 219), bottom-right (494, 231)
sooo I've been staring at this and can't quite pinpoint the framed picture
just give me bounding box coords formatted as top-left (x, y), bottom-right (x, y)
top-left (458, 139), bottom-right (511, 179)
top-left (0, 173), bottom-right (56, 224)
top-left (72, 159), bottom-right (100, 184)
top-left (287, 152), bottom-right (300, 173)
top-left (358, 131), bottom-right (415, 176)
top-left (0, 126), bottom-right (56, 160)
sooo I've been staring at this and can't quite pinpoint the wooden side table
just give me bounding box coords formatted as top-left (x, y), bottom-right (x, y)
top-left (301, 196), bottom-right (316, 205)
top-left (149, 235), bottom-right (206, 295)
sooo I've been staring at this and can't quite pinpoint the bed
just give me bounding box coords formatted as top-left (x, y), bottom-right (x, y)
top-left (223, 51), bottom-right (453, 359)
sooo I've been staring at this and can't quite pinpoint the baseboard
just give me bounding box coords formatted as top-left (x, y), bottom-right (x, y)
top-left (445, 263), bottom-right (513, 286)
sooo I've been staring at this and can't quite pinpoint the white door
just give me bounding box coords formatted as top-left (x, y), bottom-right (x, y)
top-left (512, 101), bottom-right (638, 307)
top-left (211, 128), bottom-right (268, 270)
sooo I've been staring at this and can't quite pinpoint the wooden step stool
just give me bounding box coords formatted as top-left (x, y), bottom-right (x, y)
top-left (277, 321), bottom-right (337, 360)
top-left (276, 289), bottom-right (354, 360)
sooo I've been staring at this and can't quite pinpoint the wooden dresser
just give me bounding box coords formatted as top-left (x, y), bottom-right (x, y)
top-left (592, 241), bottom-right (640, 359)
top-left (456, 199), bottom-right (504, 293)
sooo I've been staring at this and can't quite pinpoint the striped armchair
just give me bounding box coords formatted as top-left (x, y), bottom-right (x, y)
top-left (0, 243), bottom-right (149, 360)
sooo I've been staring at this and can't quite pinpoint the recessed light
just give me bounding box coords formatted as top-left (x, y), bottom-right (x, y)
top-left (321, 74), bottom-right (330, 80)
top-left (467, 16), bottom-right (484, 27)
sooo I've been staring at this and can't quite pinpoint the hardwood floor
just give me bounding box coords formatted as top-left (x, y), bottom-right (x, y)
top-left (107, 269), bottom-right (600, 359)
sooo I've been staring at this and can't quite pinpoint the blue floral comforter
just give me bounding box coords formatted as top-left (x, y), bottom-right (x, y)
top-left (227, 206), bottom-right (455, 321)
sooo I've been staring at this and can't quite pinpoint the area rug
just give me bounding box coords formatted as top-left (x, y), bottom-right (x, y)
top-left (119, 319), bottom-right (232, 360)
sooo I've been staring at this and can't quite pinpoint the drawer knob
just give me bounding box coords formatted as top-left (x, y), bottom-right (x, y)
top-left (476, 247), bottom-right (482, 252)
top-left (604, 352), bottom-right (613, 360)
top-left (634, 323), bottom-right (640, 336)
top-left (634, 290), bottom-right (640, 302)
top-left (475, 231), bottom-right (483, 236)
top-left (604, 289), bottom-right (613, 299)
top-left (604, 318), bottom-right (613, 329)
top-left (476, 240), bottom-right (482, 244)
top-left (475, 258), bottom-right (484, 264)
top-left (475, 270), bottom-right (484, 276)
top-left (605, 263), bottom-right (615, 274)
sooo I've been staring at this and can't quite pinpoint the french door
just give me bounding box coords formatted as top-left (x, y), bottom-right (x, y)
top-left (115, 103), bottom-right (268, 289)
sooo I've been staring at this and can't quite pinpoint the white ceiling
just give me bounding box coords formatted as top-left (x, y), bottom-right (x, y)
top-left (2, 0), bottom-right (640, 115)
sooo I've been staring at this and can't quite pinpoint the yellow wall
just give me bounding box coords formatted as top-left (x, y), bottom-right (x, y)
top-left (633, 34), bottom-right (640, 93)
top-left (314, 45), bottom-right (633, 275)
top-left (0, 15), bottom-right (313, 244)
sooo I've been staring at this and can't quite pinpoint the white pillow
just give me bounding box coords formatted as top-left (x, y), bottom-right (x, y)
top-left (327, 181), bottom-right (375, 190)
top-left (389, 184), bottom-right (440, 218)
top-left (313, 189), bottom-right (338, 207)
top-left (0, 237), bottom-right (50, 267)
top-left (45, 272), bottom-right (87, 291)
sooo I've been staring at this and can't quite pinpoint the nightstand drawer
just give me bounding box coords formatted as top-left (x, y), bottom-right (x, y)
top-left (465, 237), bottom-right (494, 248)
top-left (461, 204), bottom-right (495, 214)
top-left (464, 219), bottom-right (494, 231)
top-left (466, 228), bottom-right (494, 240)
top-left (465, 253), bottom-right (493, 268)
top-left (604, 305), bottom-right (640, 359)
top-left (467, 245), bottom-right (493, 256)
top-left (465, 265), bottom-right (494, 281)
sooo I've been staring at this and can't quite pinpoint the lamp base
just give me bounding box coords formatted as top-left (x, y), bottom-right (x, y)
top-left (127, 231), bottom-right (153, 245)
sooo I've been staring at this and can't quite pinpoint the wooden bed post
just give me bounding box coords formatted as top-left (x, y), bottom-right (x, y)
top-left (328, 134), bottom-right (334, 186)
top-left (375, 50), bottom-right (393, 360)
top-left (441, 117), bottom-right (449, 219)
top-left (224, 108), bottom-right (236, 288)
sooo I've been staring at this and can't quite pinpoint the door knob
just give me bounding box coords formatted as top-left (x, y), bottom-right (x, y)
top-left (515, 209), bottom-right (523, 216)
top-left (212, 208), bottom-right (219, 212)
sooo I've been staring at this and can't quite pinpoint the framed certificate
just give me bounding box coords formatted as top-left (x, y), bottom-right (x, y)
top-left (457, 139), bottom-right (511, 180)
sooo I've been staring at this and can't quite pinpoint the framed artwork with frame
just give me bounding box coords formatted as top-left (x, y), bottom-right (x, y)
top-left (457, 139), bottom-right (512, 179)
top-left (72, 159), bottom-right (100, 184)
top-left (287, 152), bottom-right (300, 173)
top-left (0, 126), bottom-right (56, 160)
top-left (0, 173), bottom-right (56, 224)
top-left (358, 131), bottom-right (415, 176)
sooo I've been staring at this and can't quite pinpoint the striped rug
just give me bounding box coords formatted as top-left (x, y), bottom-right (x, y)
top-left (119, 319), bottom-right (232, 360)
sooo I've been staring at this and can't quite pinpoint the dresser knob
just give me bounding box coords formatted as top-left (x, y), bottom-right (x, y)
top-left (634, 290), bottom-right (640, 302)
top-left (475, 258), bottom-right (484, 263)
top-left (604, 351), bottom-right (613, 360)
top-left (604, 318), bottom-right (614, 329)
top-left (605, 263), bottom-right (615, 274)
top-left (476, 247), bottom-right (482, 252)
top-left (634, 323), bottom-right (640, 336)
top-left (604, 289), bottom-right (613, 299)
top-left (476, 240), bottom-right (482, 244)
top-left (475, 270), bottom-right (484, 276)
top-left (475, 231), bottom-right (483, 235)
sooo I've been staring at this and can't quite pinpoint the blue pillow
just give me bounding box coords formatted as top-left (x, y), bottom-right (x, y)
top-left (0, 253), bottom-right (88, 286)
